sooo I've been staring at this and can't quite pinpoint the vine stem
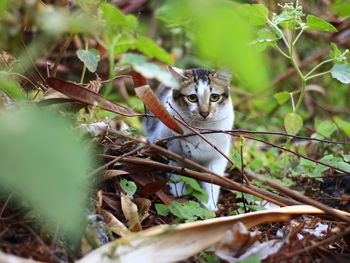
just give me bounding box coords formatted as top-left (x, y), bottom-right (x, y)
top-left (80, 40), bottom-right (88, 84)
top-left (305, 58), bottom-right (334, 78)
top-left (306, 70), bottom-right (331, 80)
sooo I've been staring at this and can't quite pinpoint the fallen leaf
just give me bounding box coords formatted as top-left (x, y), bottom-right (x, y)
top-left (46, 78), bottom-right (143, 117)
top-left (77, 205), bottom-right (350, 263)
top-left (121, 194), bottom-right (142, 232)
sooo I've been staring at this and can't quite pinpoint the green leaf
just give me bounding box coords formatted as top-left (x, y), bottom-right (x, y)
top-left (343, 154), bottom-right (350, 162)
top-left (238, 255), bottom-right (261, 263)
top-left (331, 64), bottom-right (350, 84)
top-left (252, 28), bottom-right (280, 51)
top-left (284, 113), bottom-right (303, 135)
top-left (155, 203), bottom-right (169, 216)
top-left (76, 48), bottom-right (100, 72)
top-left (135, 37), bottom-right (173, 65)
top-left (166, 201), bottom-right (215, 221)
top-left (238, 4), bottom-right (268, 26)
top-left (0, 108), bottom-right (92, 244)
top-left (0, 78), bottom-right (25, 99)
top-left (100, 3), bottom-right (137, 29)
top-left (194, 1), bottom-right (268, 91)
top-left (0, 0), bottom-right (9, 16)
top-left (120, 179), bottom-right (137, 196)
top-left (334, 117), bottom-right (350, 138)
top-left (192, 190), bottom-right (208, 203)
top-left (333, 3), bottom-right (350, 16)
top-left (315, 120), bottom-right (337, 139)
top-left (306, 15), bottom-right (337, 32)
top-left (329, 43), bottom-right (342, 58)
top-left (120, 54), bottom-right (177, 88)
top-left (273, 91), bottom-right (290, 105)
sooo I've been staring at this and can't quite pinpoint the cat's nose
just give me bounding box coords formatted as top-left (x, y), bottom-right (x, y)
top-left (199, 111), bottom-right (209, 118)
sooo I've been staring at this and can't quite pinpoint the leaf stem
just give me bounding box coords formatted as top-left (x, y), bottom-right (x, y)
top-left (292, 28), bottom-right (304, 46)
top-left (80, 40), bottom-right (89, 84)
top-left (306, 70), bottom-right (331, 80)
top-left (305, 58), bottom-right (334, 78)
top-left (267, 19), bottom-right (290, 49)
top-left (275, 44), bottom-right (290, 59)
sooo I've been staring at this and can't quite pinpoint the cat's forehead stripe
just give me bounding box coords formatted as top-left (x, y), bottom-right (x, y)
top-left (197, 80), bottom-right (210, 96)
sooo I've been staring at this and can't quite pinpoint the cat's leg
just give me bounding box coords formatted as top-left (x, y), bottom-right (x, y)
top-left (168, 161), bottom-right (186, 197)
top-left (200, 157), bottom-right (227, 210)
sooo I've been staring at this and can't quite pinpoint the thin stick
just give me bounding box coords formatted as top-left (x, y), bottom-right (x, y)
top-left (107, 130), bottom-right (291, 206)
top-left (285, 225), bottom-right (350, 258)
top-left (244, 169), bottom-right (350, 224)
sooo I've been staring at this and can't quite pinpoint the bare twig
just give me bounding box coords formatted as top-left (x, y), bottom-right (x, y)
top-left (244, 169), bottom-right (350, 224)
top-left (162, 130), bottom-right (350, 176)
top-left (106, 130), bottom-right (297, 206)
top-left (285, 225), bottom-right (350, 258)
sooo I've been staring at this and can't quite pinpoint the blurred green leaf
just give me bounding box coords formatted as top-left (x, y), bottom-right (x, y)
top-left (0, 0), bottom-right (9, 16)
top-left (0, 108), bottom-right (92, 243)
top-left (120, 54), bottom-right (177, 88)
top-left (331, 64), bottom-right (350, 84)
top-left (273, 91), bottom-right (290, 105)
top-left (238, 255), bottom-right (261, 263)
top-left (306, 15), bottom-right (337, 32)
top-left (333, 2), bottom-right (350, 16)
top-left (155, 203), bottom-right (169, 216)
top-left (329, 43), bottom-right (342, 59)
top-left (0, 77), bottom-right (24, 100)
top-left (120, 179), bottom-right (137, 195)
top-left (252, 28), bottom-right (279, 51)
top-left (193, 1), bottom-right (268, 91)
top-left (77, 48), bottom-right (100, 72)
top-left (334, 117), bottom-right (350, 138)
top-left (284, 112), bottom-right (303, 135)
top-left (315, 120), bottom-right (337, 139)
top-left (100, 3), bottom-right (137, 29)
top-left (135, 37), bottom-right (173, 65)
top-left (161, 201), bottom-right (215, 221)
top-left (238, 4), bottom-right (268, 26)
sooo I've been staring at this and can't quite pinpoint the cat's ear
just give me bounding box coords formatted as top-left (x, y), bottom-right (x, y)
top-left (168, 66), bottom-right (188, 80)
top-left (213, 70), bottom-right (231, 83)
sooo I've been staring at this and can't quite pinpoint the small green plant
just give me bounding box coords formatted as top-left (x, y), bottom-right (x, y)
top-left (243, 2), bottom-right (350, 135)
top-left (155, 201), bottom-right (215, 221)
top-left (120, 178), bottom-right (137, 196)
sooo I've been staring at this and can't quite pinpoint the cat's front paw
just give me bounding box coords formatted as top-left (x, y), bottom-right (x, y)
top-left (169, 181), bottom-right (186, 197)
top-left (201, 200), bottom-right (218, 211)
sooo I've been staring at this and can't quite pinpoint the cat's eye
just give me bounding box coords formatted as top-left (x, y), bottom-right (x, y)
top-left (187, 94), bottom-right (198, 103)
top-left (210, 93), bottom-right (220, 102)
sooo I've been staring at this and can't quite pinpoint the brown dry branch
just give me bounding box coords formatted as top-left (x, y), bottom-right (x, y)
top-left (244, 169), bottom-right (350, 225)
top-left (285, 225), bottom-right (350, 259)
top-left (104, 130), bottom-right (297, 206)
top-left (163, 130), bottom-right (350, 176)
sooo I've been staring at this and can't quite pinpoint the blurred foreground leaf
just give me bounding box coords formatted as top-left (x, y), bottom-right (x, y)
top-left (158, 0), bottom-right (269, 91)
top-left (0, 108), bottom-right (93, 243)
top-left (121, 54), bottom-right (177, 88)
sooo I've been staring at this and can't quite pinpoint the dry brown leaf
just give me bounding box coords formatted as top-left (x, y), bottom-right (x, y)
top-left (102, 170), bottom-right (129, 181)
top-left (78, 205), bottom-right (350, 263)
top-left (134, 84), bottom-right (184, 135)
top-left (133, 198), bottom-right (151, 223)
top-left (121, 194), bottom-right (142, 232)
top-left (46, 78), bottom-right (143, 117)
top-left (99, 209), bottom-right (130, 237)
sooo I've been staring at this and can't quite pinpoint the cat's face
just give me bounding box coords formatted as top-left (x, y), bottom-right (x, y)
top-left (169, 67), bottom-right (232, 123)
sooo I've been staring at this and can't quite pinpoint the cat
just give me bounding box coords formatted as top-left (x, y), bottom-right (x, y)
top-left (144, 67), bottom-right (234, 210)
